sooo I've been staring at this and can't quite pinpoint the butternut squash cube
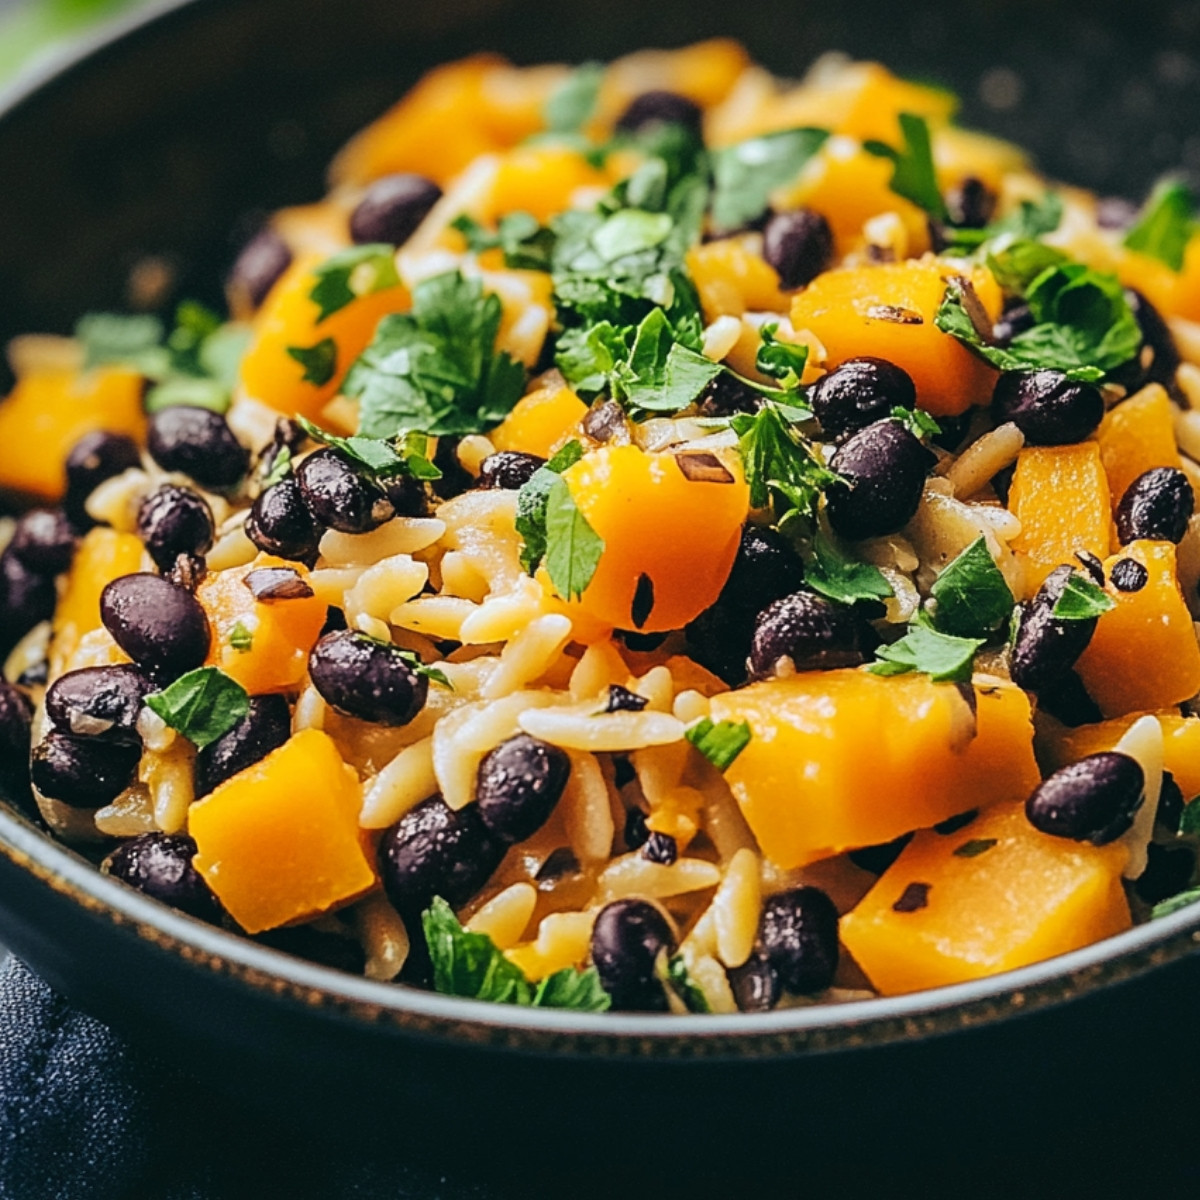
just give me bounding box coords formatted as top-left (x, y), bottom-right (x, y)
top-left (190, 729), bottom-right (375, 934)
top-left (481, 379), bottom-right (587, 459)
top-left (686, 236), bottom-right (790, 319)
top-left (1097, 384), bottom-right (1181, 516)
top-left (841, 801), bottom-right (1131, 995)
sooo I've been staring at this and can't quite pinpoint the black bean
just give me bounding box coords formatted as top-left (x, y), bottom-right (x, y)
top-left (1156, 771), bottom-right (1185, 834)
top-left (9, 509), bottom-right (76, 575)
top-left (991, 369), bottom-right (1103, 446)
top-left (477, 451), bottom-right (546, 491)
top-left (825, 420), bottom-right (932, 541)
top-left (1075, 550), bottom-right (1106, 586)
top-left (1120, 289), bottom-right (1181, 390)
top-left (727, 952), bottom-right (781, 1013)
top-left (623, 807), bottom-right (650, 851)
top-left (535, 846), bottom-right (580, 884)
top-left (808, 358), bottom-right (917, 442)
top-left (105, 832), bottom-right (221, 921)
top-left (1035, 669), bottom-right (1103, 728)
top-left (227, 227), bottom-right (292, 311)
top-left (1025, 751), bottom-right (1145, 844)
top-left (147, 407), bottom-right (249, 490)
top-left (136, 484), bottom-right (215, 572)
top-left (45, 665), bottom-right (153, 743)
top-left (31, 732), bottom-right (140, 807)
top-left (590, 898), bottom-right (674, 1012)
top-left (379, 796), bottom-right (507, 913)
top-left (100, 573), bottom-right (211, 683)
top-left (1010, 566), bottom-right (1099, 692)
top-left (194, 694), bottom-right (291, 798)
top-left (64, 431), bottom-right (141, 529)
top-left (308, 629), bottom-right (427, 726)
top-left (749, 590), bottom-right (873, 678)
top-left (1134, 843), bottom-right (1196, 906)
top-left (1115, 467), bottom-right (1194, 545)
top-left (761, 209), bottom-right (834, 290)
top-left (615, 89), bottom-right (703, 135)
top-left (430, 436), bottom-right (474, 501)
top-left (382, 472), bottom-right (428, 518)
top-left (696, 373), bottom-right (760, 418)
top-left (847, 832), bottom-right (913, 875)
top-left (0, 548), bottom-right (57, 657)
top-left (295, 448), bottom-right (393, 534)
top-left (641, 831), bottom-right (677, 865)
top-left (0, 681), bottom-right (33, 791)
top-left (945, 176), bottom-right (996, 228)
top-left (349, 174), bottom-right (442, 246)
top-left (245, 476), bottom-right (323, 564)
top-left (474, 733), bottom-right (571, 843)
top-left (991, 302), bottom-right (1035, 348)
top-left (1111, 558), bottom-right (1149, 592)
top-left (759, 887), bottom-right (839, 994)
top-left (321, 605), bottom-right (348, 635)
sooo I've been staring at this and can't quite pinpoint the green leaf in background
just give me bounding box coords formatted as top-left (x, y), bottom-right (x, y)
top-left (75, 312), bottom-right (165, 372)
top-left (308, 244), bottom-right (400, 322)
top-left (1124, 178), bottom-right (1196, 272)
top-left (864, 113), bottom-right (947, 220)
top-left (710, 127), bottom-right (830, 233)
top-left (543, 61), bottom-right (605, 134)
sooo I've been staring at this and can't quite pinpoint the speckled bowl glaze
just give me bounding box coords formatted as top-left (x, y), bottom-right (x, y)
top-left (3, 0), bottom-right (1200, 1183)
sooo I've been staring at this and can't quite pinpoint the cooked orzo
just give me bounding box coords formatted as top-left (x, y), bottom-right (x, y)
top-left (5, 41), bottom-right (1200, 1013)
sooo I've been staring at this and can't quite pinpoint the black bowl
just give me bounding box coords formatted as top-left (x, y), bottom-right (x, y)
top-left (3, 0), bottom-right (1200, 1190)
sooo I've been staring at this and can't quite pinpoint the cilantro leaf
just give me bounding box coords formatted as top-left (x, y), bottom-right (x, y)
top-left (709, 127), bottom-right (830, 233)
top-left (1124, 178), bottom-right (1196, 272)
top-left (803, 528), bottom-right (893, 606)
top-left (532, 967), bottom-right (612, 1011)
top-left (544, 62), bottom-right (604, 134)
top-left (287, 337), bottom-right (337, 386)
top-left (942, 192), bottom-right (1063, 253)
top-left (515, 440), bottom-right (584, 573)
top-left (890, 405), bottom-right (941, 441)
top-left (262, 445), bottom-right (293, 490)
top-left (143, 377), bottom-right (230, 415)
top-left (165, 301), bottom-right (222, 376)
top-left (985, 240), bottom-right (1070, 295)
top-left (1151, 887), bottom-right (1200, 919)
top-left (451, 211), bottom-right (555, 272)
top-left (543, 476), bottom-right (604, 600)
top-left (556, 321), bottom-right (632, 394)
top-left (345, 271), bottom-right (526, 438)
top-left (661, 954), bottom-right (710, 1013)
top-left (296, 417), bottom-right (440, 480)
top-left (755, 324), bottom-right (809, 389)
top-left (685, 717), bottom-right (751, 771)
top-left (608, 308), bottom-right (721, 413)
top-left (309, 244), bottom-right (400, 323)
top-left (144, 667), bottom-right (250, 750)
top-left (75, 312), bottom-right (167, 374)
top-left (864, 113), bottom-right (947, 220)
top-left (1051, 573), bottom-right (1116, 620)
top-left (929, 536), bottom-right (1015, 638)
top-left (869, 620), bottom-right (984, 683)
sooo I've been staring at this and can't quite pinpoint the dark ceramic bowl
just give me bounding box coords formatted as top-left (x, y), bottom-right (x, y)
top-left (3, 0), bottom-right (1200, 1189)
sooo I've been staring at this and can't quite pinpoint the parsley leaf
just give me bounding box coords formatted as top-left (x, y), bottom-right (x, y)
top-left (709, 127), bottom-right (830, 233)
top-left (869, 619), bottom-right (984, 684)
top-left (890, 405), bottom-right (941, 441)
top-left (543, 476), bottom-right (605, 600)
top-left (75, 312), bottom-right (166, 372)
top-left (985, 240), bottom-right (1070, 295)
top-left (296, 417), bottom-right (441, 480)
top-left (515, 440), bottom-right (585, 573)
top-left (143, 377), bottom-right (230, 415)
top-left (661, 954), bottom-right (710, 1013)
top-left (803, 528), bottom-right (893, 606)
top-left (863, 113), bottom-right (947, 220)
top-left (1180, 797), bottom-right (1200, 836)
top-left (942, 192), bottom-right (1063, 253)
top-left (544, 62), bottom-right (604, 135)
top-left (755, 324), bottom-right (809, 389)
top-left (144, 667), bottom-right (250, 750)
top-left (1051, 573), bottom-right (1116, 620)
top-left (262, 445), bottom-right (293, 490)
top-left (345, 270), bottom-right (526, 438)
top-left (928, 536), bottom-right (1015, 638)
top-left (394, 646), bottom-right (452, 690)
top-left (228, 622), bottom-right (254, 653)
top-left (287, 338), bottom-right (337, 386)
top-left (309, 244), bottom-right (400, 322)
top-left (1151, 887), bottom-right (1200, 920)
top-left (602, 307), bottom-right (721, 414)
top-left (532, 967), bottom-right (612, 1011)
top-left (1124, 178), bottom-right (1196, 272)
top-left (685, 717), bottom-right (751, 771)
top-left (451, 211), bottom-right (555, 272)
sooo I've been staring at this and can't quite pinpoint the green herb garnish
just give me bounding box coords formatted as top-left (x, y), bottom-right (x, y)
top-left (869, 617), bottom-right (984, 684)
top-left (1151, 888), bottom-right (1200, 920)
top-left (709, 127), bottom-right (830, 233)
top-left (75, 312), bottom-right (166, 372)
top-left (1124, 178), bottom-right (1196, 272)
top-left (953, 838), bottom-right (998, 858)
top-left (143, 376), bottom-right (231, 415)
top-left (1179, 796), bottom-right (1200, 837)
top-left (929, 536), bottom-right (1015, 639)
top-left (286, 337), bottom-right (338, 386)
top-left (661, 953), bottom-right (710, 1013)
top-left (515, 440), bottom-right (585, 573)
top-left (543, 476), bottom-right (605, 601)
top-left (803, 528), bottom-right (893, 607)
top-left (451, 211), bottom-right (555, 272)
top-left (1051, 573), bottom-right (1116, 621)
top-left (144, 667), bottom-right (250, 750)
top-left (308, 243), bottom-right (400, 322)
top-left (685, 717), bottom-right (752, 771)
top-left (296, 417), bottom-right (441, 480)
top-left (864, 113), bottom-right (947, 220)
top-left (543, 62), bottom-right (605, 135)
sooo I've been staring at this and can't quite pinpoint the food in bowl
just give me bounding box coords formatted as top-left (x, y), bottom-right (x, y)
top-left (3, 40), bottom-right (1200, 1015)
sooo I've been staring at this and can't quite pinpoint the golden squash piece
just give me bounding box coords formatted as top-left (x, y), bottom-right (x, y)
top-left (190, 729), bottom-right (376, 934)
top-left (709, 671), bottom-right (1040, 869)
top-left (840, 802), bottom-right (1132, 996)
top-left (686, 236), bottom-right (790, 318)
top-left (1097, 384), bottom-right (1181, 519)
top-left (489, 379), bottom-right (587, 459)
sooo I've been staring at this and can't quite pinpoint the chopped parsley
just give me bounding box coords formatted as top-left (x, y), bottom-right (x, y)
top-left (450, 211), bottom-right (555, 272)
top-left (143, 667), bottom-right (250, 750)
top-left (262, 445), bottom-right (293, 490)
top-left (755, 324), bottom-right (809, 390)
top-left (296, 417), bottom-right (441, 480)
top-left (890, 405), bottom-right (941, 442)
top-left (76, 312), bottom-right (165, 372)
top-left (985, 240), bottom-right (1070, 295)
top-left (393, 646), bottom-right (452, 690)
top-left (864, 113), bottom-right (947, 220)
top-left (685, 717), bottom-right (752, 771)
top-left (543, 62), bottom-right (605, 135)
top-left (286, 337), bottom-right (337, 386)
top-left (543, 476), bottom-right (605, 601)
top-left (308, 243), bottom-right (400, 322)
top-left (709, 126), bottom-right (830, 233)
top-left (942, 192), bottom-right (1063, 254)
top-left (142, 376), bottom-right (231, 415)
top-left (515, 439), bottom-right (585, 573)
top-left (1051, 573), bottom-right (1115, 621)
top-left (661, 953), bottom-right (710, 1013)
top-left (1151, 887), bottom-right (1200, 920)
top-left (869, 616), bottom-right (984, 684)
top-left (1124, 178), bottom-right (1196, 272)
top-left (803, 528), bottom-right (893, 606)
top-left (929, 536), bottom-right (1015, 639)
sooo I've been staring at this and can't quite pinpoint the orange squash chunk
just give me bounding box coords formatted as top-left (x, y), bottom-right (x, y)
top-left (556, 445), bottom-right (749, 632)
top-left (484, 145), bottom-right (610, 224)
top-left (1075, 540), bottom-right (1200, 718)
top-left (237, 254), bottom-right (409, 420)
top-left (840, 802), bottom-right (1131, 996)
top-left (489, 380), bottom-right (587, 458)
top-left (710, 671), bottom-right (1040, 869)
top-left (196, 555), bottom-right (326, 694)
top-left (1007, 442), bottom-right (1111, 594)
top-left (1097, 384), bottom-right (1181, 514)
top-left (190, 729), bottom-right (375, 934)
top-left (686, 236), bottom-right (790, 318)
top-left (0, 366), bottom-right (145, 500)
top-left (790, 259), bottom-right (1001, 416)
top-left (600, 39), bottom-right (747, 123)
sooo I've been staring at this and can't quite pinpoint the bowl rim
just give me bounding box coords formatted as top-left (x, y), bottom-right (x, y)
top-left (2, 0), bottom-right (1200, 1058)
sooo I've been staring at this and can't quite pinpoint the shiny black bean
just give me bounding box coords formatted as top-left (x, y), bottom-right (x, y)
top-left (615, 89), bottom-right (703, 134)
top-left (1156, 771), bottom-right (1185, 834)
top-left (31, 731), bottom-right (140, 807)
top-left (727, 952), bottom-right (781, 1013)
top-left (808, 358), bottom-right (917, 441)
top-left (1124, 289), bottom-right (1181, 389)
top-left (1111, 558), bottom-right (1148, 592)
top-left (0, 548), bottom-right (57, 657)
top-left (379, 796), bottom-right (507, 913)
top-left (761, 209), bottom-right (834, 290)
top-left (759, 887), bottom-right (839, 994)
top-left (105, 832), bottom-right (221, 921)
top-left (136, 484), bottom-right (215, 572)
top-left (623, 807), bottom-right (650, 851)
top-left (194, 694), bottom-right (291, 798)
top-left (1115, 467), bottom-right (1194, 545)
top-left (100, 573), bottom-right (211, 683)
top-left (1010, 566), bottom-right (1099, 692)
top-left (641, 831), bottom-right (677, 865)
top-left (1025, 751), bottom-right (1144, 844)
top-left (749, 590), bottom-right (873, 678)
top-left (590, 899), bottom-right (674, 1012)
top-left (477, 452), bottom-right (546, 491)
top-left (349, 174), bottom-right (442, 246)
top-left (295, 448), bottom-right (393, 534)
top-left (474, 733), bottom-right (571, 843)
top-left (825, 420), bottom-right (932, 541)
top-left (147, 407), bottom-right (249, 490)
top-left (382, 472), bottom-right (428, 518)
top-left (1035, 669), bottom-right (1103, 728)
top-left (945, 176), bottom-right (996, 228)
top-left (245, 477), bottom-right (323, 564)
top-left (1134, 842), bottom-right (1196, 906)
top-left (991, 369), bottom-right (1103, 446)
top-left (64, 431), bottom-right (141, 529)
top-left (45, 665), bottom-right (153, 743)
top-left (227, 227), bottom-right (292, 311)
top-left (991, 302), bottom-right (1035, 348)
top-left (308, 629), bottom-right (427, 726)
top-left (9, 509), bottom-right (76, 575)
